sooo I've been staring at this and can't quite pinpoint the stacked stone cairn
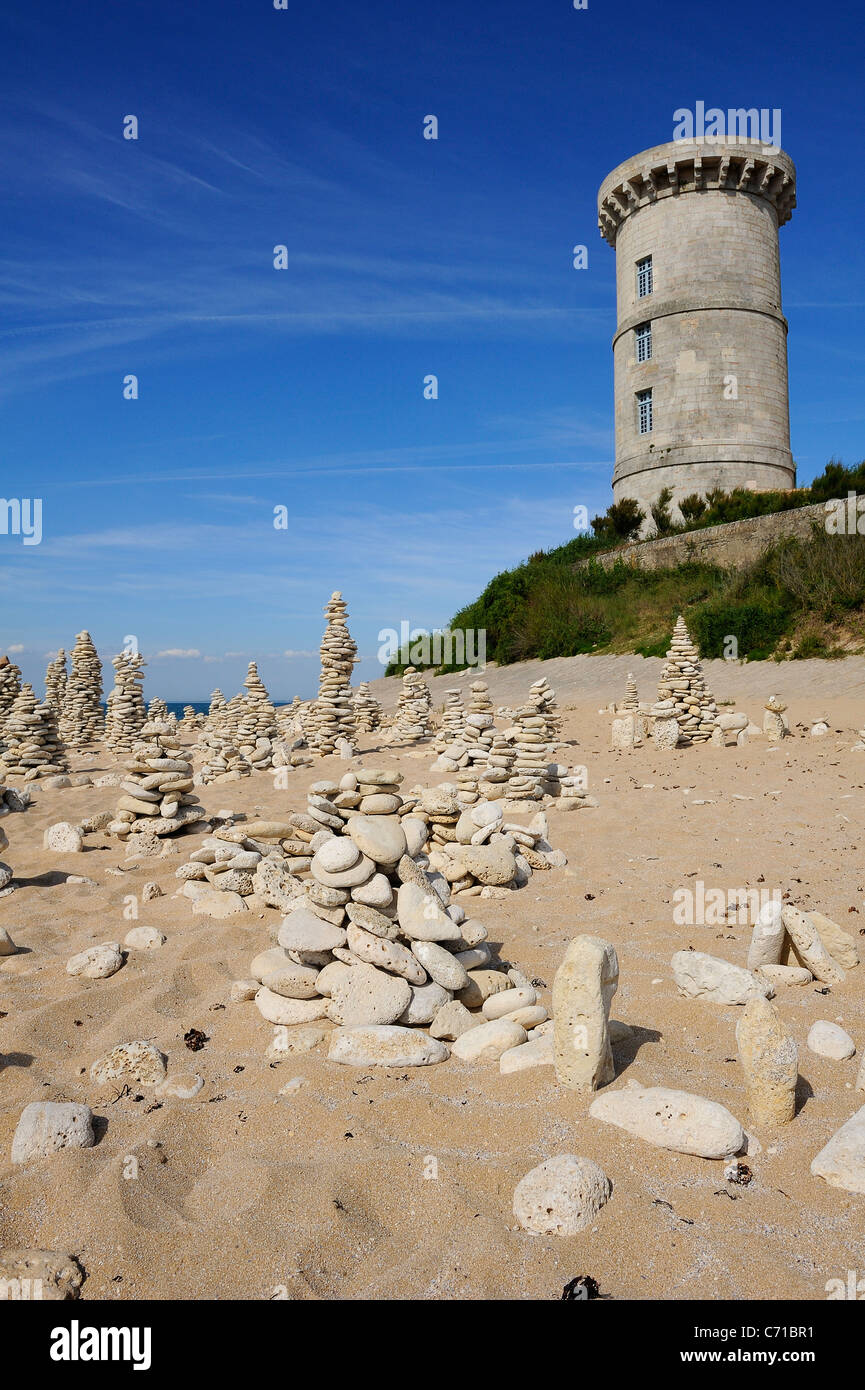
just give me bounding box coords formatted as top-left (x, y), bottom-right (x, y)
top-left (0, 656), bottom-right (23, 734)
top-left (104, 651), bottom-right (146, 752)
top-left (353, 682), bottom-right (382, 734)
top-left (148, 697), bottom-right (169, 721)
top-left (611, 672), bottom-right (645, 749)
top-left (434, 688), bottom-right (466, 750)
top-left (207, 689), bottom-right (227, 730)
top-left (308, 592), bottom-right (358, 756)
top-left (109, 720), bottom-right (205, 844)
top-left (224, 768), bottom-right (565, 1066)
top-left (389, 667), bottom-right (434, 743)
top-left (654, 616), bottom-right (718, 746)
top-left (44, 650), bottom-right (68, 718)
top-left (477, 730), bottom-right (515, 802)
top-left (763, 695), bottom-right (789, 742)
top-left (0, 779), bottom-right (28, 896)
top-left (182, 705), bottom-right (205, 731)
top-left (0, 684), bottom-right (68, 780)
top-left (230, 661), bottom-right (279, 770)
top-left (194, 732), bottom-right (252, 785)
top-left (505, 695), bottom-right (557, 804)
top-left (460, 680), bottom-right (496, 765)
top-left (60, 631), bottom-right (104, 749)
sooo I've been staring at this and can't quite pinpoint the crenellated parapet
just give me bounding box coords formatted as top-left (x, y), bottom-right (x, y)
top-left (598, 139), bottom-right (796, 245)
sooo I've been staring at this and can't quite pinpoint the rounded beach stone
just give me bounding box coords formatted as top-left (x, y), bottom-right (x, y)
top-left (327, 1025), bottom-right (449, 1067)
top-left (66, 942), bottom-right (124, 979)
top-left (90, 1039), bottom-right (167, 1086)
top-left (313, 837), bottom-right (360, 874)
top-left (513, 1155), bottom-right (611, 1236)
top-left (12, 1102), bottom-right (95, 1164)
top-left (451, 1018), bottom-right (527, 1062)
top-left (124, 925), bottom-right (166, 950)
top-left (807, 1021), bottom-right (856, 1060)
top-left (482, 985), bottom-right (536, 1021)
top-left (411, 940), bottom-right (470, 991)
top-left (278, 908), bottom-right (346, 953)
top-left (589, 1081), bottom-right (744, 1159)
top-left (328, 962), bottom-right (412, 1027)
top-left (348, 814), bottom-right (407, 866)
top-left (398, 980), bottom-right (451, 1025)
top-left (254, 987), bottom-right (329, 1025)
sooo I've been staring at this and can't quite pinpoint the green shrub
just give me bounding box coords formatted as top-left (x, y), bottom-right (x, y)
top-left (691, 600), bottom-right (790, 658)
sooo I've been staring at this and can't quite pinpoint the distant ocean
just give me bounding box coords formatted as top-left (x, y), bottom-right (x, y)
top-left (163, 702), bottom-right (291, 718)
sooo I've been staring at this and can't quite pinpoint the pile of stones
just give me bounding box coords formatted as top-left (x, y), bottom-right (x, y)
top-left (0, 780), bottom-right (27, 897)
top-left (233, 661), bottom-right (278, 769)
top-left (0, 684), bottom-right (68, 780)
top-left (0, 655), bottom-right (23, 733)
top-left (207, 689), bottom-right (228, 729)
top-left (459, 680), bottom-right (496, 764)
top-left (763, 695), bottom-right (789, 741)
top-left (104, 651), bottom-right (146, 752)
top-left (308, 592), bottom-right (358, 756)
top-left (44, 650), bottom-right (68, 717)
top-left (231, 768), bottom-right (564, 1063)
top-left (389, 667), bottom-right (433, 743)
top-left (182, 705), bottom-right (205, 730)
top-left (193, 733), bottom-right (252, 785)
top-left (353, 682), bottom-right (382, 733)
top-left (60, 631), bottom-right (104, 749)
top-left (655, 616), bottom-right (718, 746)
top-left (108, 720), bottom-right (205, 844)
top-left (434, 687), bottom-right (465, 749)
top-left (505, 704), bottom-right (555, 803)
top-left (611, 673), bottom-right (646, 749)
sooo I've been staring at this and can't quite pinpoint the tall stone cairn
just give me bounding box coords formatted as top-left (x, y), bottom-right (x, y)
top-left (656, 615), bottom-right (718, 745)
top-left (461, 680), bottom-right (496, 767)
top-left (105, 651), bottom-right (147, 753)
top-left (434, 687), bottom-right (465, 749)
top-left (44, 650), bottom-right (68, 717)
top-left (478, 729), bottom-right (515, 802)
top-left (0, 683), bottom-right (68, 780)
top-left (353, 682), bottom-right (382, 733)
top-left (61, 631), bottom-right (104, 749)
top-left (390, 667), bottom-right (433, 742)
top-left (109, 720), bottom-right (205, 842)
top-left (0, 656), bottom-right (22, 735)
top-left (308, 591), bottom-right (358, 756)
top-left (622, 672), bottom-right (640, 714)
top-left (506, 690), bottom-right (557, 803)
top-left (207, 689), bottom-right (228, 732)
top-left (235, 661), bottom-right (278, 770)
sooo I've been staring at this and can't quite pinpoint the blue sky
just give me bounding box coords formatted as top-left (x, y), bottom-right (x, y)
top-left (1, 0), bottom-right (863, 700)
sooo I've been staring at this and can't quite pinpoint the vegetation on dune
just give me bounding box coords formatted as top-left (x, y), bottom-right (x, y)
top-left (385, 458), bottom-right (865, 676)
top-left (445, 527), bottom-right (865, 669)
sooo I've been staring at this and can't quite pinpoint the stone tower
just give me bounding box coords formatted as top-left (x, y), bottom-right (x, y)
top-left (598, 138), bottom-right (796, 515)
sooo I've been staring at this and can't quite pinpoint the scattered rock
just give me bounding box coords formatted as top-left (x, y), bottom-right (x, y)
top-left (513, 1155), bottom-right (611, 1236)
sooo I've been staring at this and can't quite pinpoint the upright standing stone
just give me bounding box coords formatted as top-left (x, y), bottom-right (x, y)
top-left (60, 631), bottom-right (104, 748)
top-left (553, 935), bottom-right (619, 1092)
top-left (736, 995), bottom-right (798, 1128)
